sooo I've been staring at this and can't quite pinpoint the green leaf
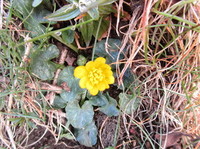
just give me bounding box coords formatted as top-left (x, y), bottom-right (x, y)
top-left (32, 0), bottom-right (43, 7)
top-left (53, 95), bottom-right (67, 109)
top-left (99, 4), bottom-right (115, 15)
top-left (97, 0), bottom-right (117, 6)
top-left (65, 101), bottom-right (94, 129)
top-left (75, 121), bottom-right (98, 147)
top-left (119, 93), bottom-right (140, 114)
top-left (87, 7), bottom-right (99, 19)
top-left (13, 0), bottom-right (52, 37)
top-left (76, 55), bottom-right (87, 66)
top-left (79, 15), bottom-right (94, 46)
top-left (95, 39), bottom-right (125, 69)
top-left (30, 45), bottom-right (59, 80)
top-left (119, 68), bottom-right (136, 89)
top-left (60, 91), bottom-right (82, 103)
top-left (46, 4), bottom-right (81, 21)
top-left (57, 66), bottom-right (85, 102)
top-left (62, 29), bottom-right (75, 44)
top-left (99, 94), bottom-right (119, 117)
top-left (88, 93), bottom-right (108, 107)
top-left (13, 0), bottom-right (32, 16)
top-left (8, 117), bottom-right (24, 126)
top-left (60, 133), bottom-right (75, 140)
top-left (104, 147), bottom-right (115, 149)
top-left (66, 0), bottom-right (78, 3)
top-left (93, 18), bottom-right (109, 39)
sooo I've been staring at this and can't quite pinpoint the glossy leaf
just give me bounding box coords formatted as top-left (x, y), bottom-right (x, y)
top-left (119, 93), bottom-right (140, 114)
top-left (75, 121), bottom-right (98, 147)
top-left (77, 55), bottom-right (87, 66)
top-left (121, 68), bottom-right (136, 89)
top-left (88, 93), bottom-right (108, 107)
top-left (95, 39), bottom-right (125, 69)
top-left (99, 94), bottom-right (119, 116)
top-left (53, 95), bottom-right (67, 109)
top-left (30, 45), bottom-right (59, 80)
top-left (118, 67), bottom-right (136, 90)
top-left (57, 66), bottom-right (85, 102)
top-left (65, 101), bottom-right (94, 129)
top-left (62, 29), bottom-right (75, 44)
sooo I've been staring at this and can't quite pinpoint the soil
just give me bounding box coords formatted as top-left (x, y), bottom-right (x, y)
top-left (25, 112), bottom-right (135, 149)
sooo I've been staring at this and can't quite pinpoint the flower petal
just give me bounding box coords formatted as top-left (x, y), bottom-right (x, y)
top-left (105, 84), bottom-right (109, 89)
top-left (98, 82), bottom-right (106, 91)
top-left (101, 64), bottom-right (111, 70)
top-left (107, 76), bottom-right (115, 84)
top-left (79, 77), bottom-right (87, 88)
top-left (89, 87), bottom-right (98, 95)
top-left (74, 66), bottom-right (87, 78)
top-left (86, 81), bottom-right (94, 90)
top-left (86, 61), bottom-right (95, 70)
top-left (104, 70), bottom-right (113, 76)
top-left (94, 57), bottom-right (106, 64)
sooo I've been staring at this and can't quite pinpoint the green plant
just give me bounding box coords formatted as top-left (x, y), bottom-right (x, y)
top-left (53, 64), bottom-right (119, 146)
top-left (46, 0), bottom-right (115, 46)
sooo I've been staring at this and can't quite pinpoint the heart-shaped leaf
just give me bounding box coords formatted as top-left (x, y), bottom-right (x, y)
top-left (75, 121), bottom-right (98, 147)
top-left (53, 95), bottom-right (67, 109)
top-left (57, 66), bottom-right (85, 103)
top-left (30, 45), bottom-right (59, 80)
top-left (95, 39), bottom-right (125, 69)
top-left (99, 94), bottom-right (119, 117)
top-left (88, 93), bottom-right (108, 107)
top-left (118, 67), bottom-right (136, 89)
top-left (62, 29), bottom-right (75, 44)
top-left (65, 101), bottom-right (94, 129)
top-left (76, 55), bottom-right (87, 66)
top-left (119, 93), bottom-right (140, 114)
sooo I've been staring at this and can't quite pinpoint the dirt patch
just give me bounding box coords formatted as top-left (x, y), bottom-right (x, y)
top-left (24, 111), bottom-right (135, 149)
top-left (25, 126), bottom-right (92, 149)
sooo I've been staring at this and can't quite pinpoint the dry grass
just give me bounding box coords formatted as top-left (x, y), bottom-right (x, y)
top-left (115, 0), bottom-right (200, 148)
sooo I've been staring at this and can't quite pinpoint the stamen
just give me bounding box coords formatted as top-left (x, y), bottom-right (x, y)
top-left (89, 68), bottom-right (104, 85)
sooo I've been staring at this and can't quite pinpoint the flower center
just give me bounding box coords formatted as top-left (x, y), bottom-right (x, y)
top-left (89, 68), bottom-right (104, 85)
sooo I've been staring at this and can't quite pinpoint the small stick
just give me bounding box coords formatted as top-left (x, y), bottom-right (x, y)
top-left (49, 45), bottom-right (68, 104)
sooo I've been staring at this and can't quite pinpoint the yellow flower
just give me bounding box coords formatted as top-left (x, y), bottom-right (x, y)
top-left (74, 57), bottom-right (115, 95)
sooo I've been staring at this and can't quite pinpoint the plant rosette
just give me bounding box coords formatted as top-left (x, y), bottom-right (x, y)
top-left (74, 57), bottom-right (114, 95)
